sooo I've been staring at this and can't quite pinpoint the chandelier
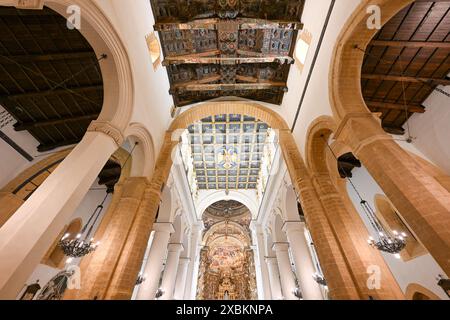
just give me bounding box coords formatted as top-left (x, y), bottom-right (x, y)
top-left (59, 191), bottom-right (110, 262)
top-left (362, 200), bottom-right (407, 256)
top-left (312, 273), bottom-right (327, 286)
top-left (217, 146), bottom-right (239, 170)
top-left (322, 136), bottom-right (407, 257)
top-left (59, 142), bottom-right (138, 263)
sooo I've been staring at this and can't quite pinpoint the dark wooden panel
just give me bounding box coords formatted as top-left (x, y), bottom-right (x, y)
top-left (362, 1), bottom-right (450, 134)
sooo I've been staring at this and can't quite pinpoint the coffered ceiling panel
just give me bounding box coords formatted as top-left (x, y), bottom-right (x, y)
top-left (187, 113), bottom-right (271, 190)
top-left (150, 0), bottom-right (305, 107)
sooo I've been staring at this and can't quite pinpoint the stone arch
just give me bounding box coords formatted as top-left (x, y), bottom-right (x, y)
top-left (329, 0), bottom-right (414, 121)
top-left (305, 116), bottom-right (337, 174)
top-left (197, 190), bottom-right (259, 220)
top-left (305, 115), bottom-right (404, 300)
top-left (41, 0), bottom-right (135, 132)
top-left (42, 218), bottom-right (82, 269)
top-left (405, 283), bottom-right (441, 301)
top-left (169, 102), bottom-right (289, 132)
top-left (329, 0), bottom-right (450, 277)
top-left (124, 123), bottom-right (156, 178)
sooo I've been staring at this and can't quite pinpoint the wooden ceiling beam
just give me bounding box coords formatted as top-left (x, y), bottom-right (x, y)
top-left (155, 18), bottom-right (302, 31)
top-left (370, 40), bottom-right (450, 49)
top-left (172, 82), bottom-right (288, 92)
top-left (362, 74), bottom-right (450, 86)
top-left (14, 113), bottom-right (99, 131)
top-left (2, 85), bottom-right (103, 100)
top-left (365, 100), bottom-right (425, 113)
top-left (37, 138), bottom-right (81, 152)
top-left (163, 55), bottom-right (294, 65)
top-left (0, 51), bottom-right (96, 63)
top-left (172, 75), bottom-right (222, 89)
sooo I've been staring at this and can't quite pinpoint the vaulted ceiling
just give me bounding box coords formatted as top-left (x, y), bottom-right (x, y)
top-left (0, 6), bottom-right (103, 152)
top-left (151, 0), bottom-right (305, 107)
top-left (362, 1), bottom-right (450, 135)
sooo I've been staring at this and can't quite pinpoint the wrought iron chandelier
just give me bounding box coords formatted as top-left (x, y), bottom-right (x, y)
top-left (59, 191), bottom-right (110, 261)
top-left (322, 136), bottom-right (407, 256)
top-left (59, 141), bottom-right (139, 263)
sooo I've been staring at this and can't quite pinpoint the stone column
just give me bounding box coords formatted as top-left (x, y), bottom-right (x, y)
top-left (159, 243), bottom-right (184, 300)
top-left (265, 257), bottom-right (283, 300)
top-left (312, 173), bottom-right (404, 300)
top-left (63, 177), bottom-right (152, 300)
top-left (136, 222), bottom-right (174, 300)
top-left (252, 223), bottom-right (272, 299)
top-left (279, 129), bottom-right (360, 299)
top-left (66, 132), bottom-right (178, 300)
top-left (183, 225), bottom-right (202, 300)
top-left (0, 127), bottom-right (121, 299)
top-left (337, 114), bottom-right (450, 275)
top-left (173, 257), bottom-right (190, 300)
top-left (283, 221), bottom-right (323, 300)
top-left (272, 243), bottom-right (298, 300)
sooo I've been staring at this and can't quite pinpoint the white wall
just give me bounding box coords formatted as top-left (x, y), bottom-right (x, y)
top-left (96, 0), bottom-right (173, 154)
top-left (402, 85), bottom-right (450, 175)
top-left (19, 178), bottom-right (112, 299)
top-left (347, 166), bottom-right (449, 300)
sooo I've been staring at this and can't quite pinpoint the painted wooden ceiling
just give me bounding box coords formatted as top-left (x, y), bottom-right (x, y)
top-left (150, 0), bottom-right (305, 107)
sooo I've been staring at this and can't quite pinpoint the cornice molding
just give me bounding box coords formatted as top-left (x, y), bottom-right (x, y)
top-left (87, 120), bottom-right (124, 147)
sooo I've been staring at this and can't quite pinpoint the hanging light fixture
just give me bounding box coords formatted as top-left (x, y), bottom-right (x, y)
top-left (59, 141), bottom-right (139, 262)
top-left (59, 191), bottom-right (110, 261)
top-left (322, 136), bottom-right (407, 256)
top-left (312, 272), bottom-right (327, 286)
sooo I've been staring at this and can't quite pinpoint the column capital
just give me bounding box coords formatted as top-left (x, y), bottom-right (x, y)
top-left (88, 120), bottom-right (125, 147)
top-left (153, 222), bottom-right (174, 234)
top-left (282, 221), bottom-right (305, 234)
top-left (272, 242), bottom-right (290, 252)
top-left (333, 112), bottom-right (391, 156)
top-left (167, 243), bottom-right (184, 253)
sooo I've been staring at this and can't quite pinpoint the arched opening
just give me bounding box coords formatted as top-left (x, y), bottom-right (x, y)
top-left (405, 283), bottom-right (441, 300)
top-left (197, 200), bottom-right (256, 300)
top-left (305, 115), bottom-right (404, 300)
top-left (330, 0), bottom-right (450, 277)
